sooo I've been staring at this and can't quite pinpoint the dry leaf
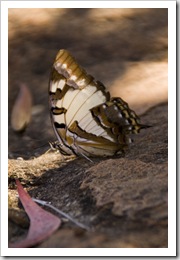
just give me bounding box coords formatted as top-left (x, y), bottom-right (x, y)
top-left (11, 83), bottom-right (32, 132)
top-left (9, 180), bottom-right (61, 248)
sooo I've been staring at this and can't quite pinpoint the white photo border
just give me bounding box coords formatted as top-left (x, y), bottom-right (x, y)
top-left (1, 1), bottom-right (176, 257)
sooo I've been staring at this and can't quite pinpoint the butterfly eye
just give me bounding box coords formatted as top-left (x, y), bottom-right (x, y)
top-left (49, 49), bottom-right (149, 160)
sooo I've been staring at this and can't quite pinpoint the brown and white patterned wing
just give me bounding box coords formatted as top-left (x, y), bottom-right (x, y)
top-left (49, 49), bottom-right (147, 158)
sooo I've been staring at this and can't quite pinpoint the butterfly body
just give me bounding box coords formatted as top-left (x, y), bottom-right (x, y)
top-left (49, 49), bottom-right (147, 159)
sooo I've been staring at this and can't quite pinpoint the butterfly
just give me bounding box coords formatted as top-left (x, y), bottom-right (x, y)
top-left (49, 49), bottom-right (148, 161)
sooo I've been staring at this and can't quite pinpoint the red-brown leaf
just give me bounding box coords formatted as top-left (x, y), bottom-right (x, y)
top-left (9, 180), bottom-right (61, 248)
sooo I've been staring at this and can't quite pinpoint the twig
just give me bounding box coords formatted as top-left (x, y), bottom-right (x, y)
top-left (32, 198), bottom-right (90, 231)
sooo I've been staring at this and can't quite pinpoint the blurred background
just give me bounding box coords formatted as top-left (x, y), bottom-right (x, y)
top-left (8, 8), bottom-right (168, 158)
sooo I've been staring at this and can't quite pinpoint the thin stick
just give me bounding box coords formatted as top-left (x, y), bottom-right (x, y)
top-left (32, 198), bottom-right (90, 231)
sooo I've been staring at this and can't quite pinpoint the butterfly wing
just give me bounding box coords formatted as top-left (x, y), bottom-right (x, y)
top-left (49, 49), bottom-right (146, 158)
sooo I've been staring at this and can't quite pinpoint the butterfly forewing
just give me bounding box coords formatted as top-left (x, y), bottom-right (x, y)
top-left (49, 49), bottom-right (147, 158)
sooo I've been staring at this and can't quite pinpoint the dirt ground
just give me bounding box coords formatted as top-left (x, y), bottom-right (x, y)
top-left (8, 8), bottom-right (168, 248)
